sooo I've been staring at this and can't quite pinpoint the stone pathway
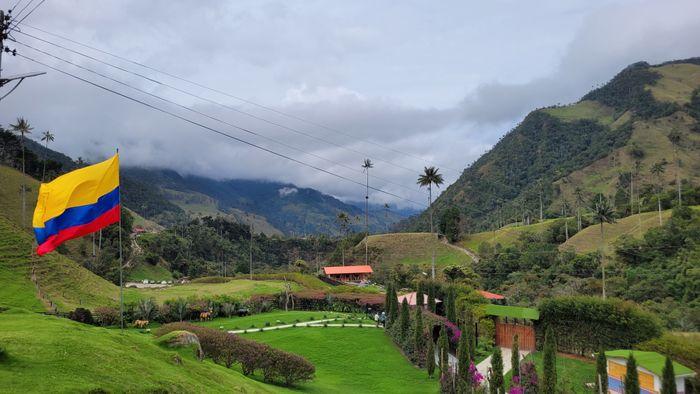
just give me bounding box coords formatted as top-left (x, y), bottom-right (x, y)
top-left (228, 319), bottom-right (380, 334)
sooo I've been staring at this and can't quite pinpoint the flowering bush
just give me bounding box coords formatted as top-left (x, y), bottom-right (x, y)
top-left (520, 361), bottom-right (539, 393)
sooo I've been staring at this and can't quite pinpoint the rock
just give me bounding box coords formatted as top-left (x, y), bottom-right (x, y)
top-left (159, 330), bottom-right (204, 360)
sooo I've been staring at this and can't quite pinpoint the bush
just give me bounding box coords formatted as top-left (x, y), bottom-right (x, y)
top-left (537, 296), bottom-right (663, 355)
top-left (93, 306), bottom-right (120, 326)
top-left (636, 333), bottom-right (700, 375)
top-left (262, 349), bottom-right (315, 386)
top-left (68, 308), bottom-right (95, 325)
top-left (264, 322), bottom-right (271, 327)
top-left (190, 276), bottom-right (231, 284)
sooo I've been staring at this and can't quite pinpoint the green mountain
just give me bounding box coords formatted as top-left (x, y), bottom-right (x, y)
top-left (401, 58), bottom-right (700, 233)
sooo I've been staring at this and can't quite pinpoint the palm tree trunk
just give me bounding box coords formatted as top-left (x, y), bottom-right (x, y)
top-left (600, 222), bottom-right (606, 300)
top-left (42, 139), bottom-right (48, 182)
top-left (365, 170), bottom-right (369, 265)
top-left (21, 134), bottom-right (26, 228)
top-left (429, 185), bottom-right (435, 279)
top-left (675, 148), bottom-right (681, 207)
top-left (657, 194), bottom-right (662, 225)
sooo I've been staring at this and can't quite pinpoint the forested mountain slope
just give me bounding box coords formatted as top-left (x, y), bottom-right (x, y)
top-left (401, 58), bottom-right (700, 233)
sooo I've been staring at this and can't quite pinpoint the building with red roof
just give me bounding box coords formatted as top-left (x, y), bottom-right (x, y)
top-left (478, 290), bottom-right (505, 300)
top-left (322, 265), bottom-right (373, 282)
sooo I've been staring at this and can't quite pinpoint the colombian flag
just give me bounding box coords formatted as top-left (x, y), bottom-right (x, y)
top-left (33, 154), bottom-right (120, 256)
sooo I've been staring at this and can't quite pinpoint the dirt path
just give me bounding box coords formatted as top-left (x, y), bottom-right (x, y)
top-left (441, 237), bottom-right (480, 263)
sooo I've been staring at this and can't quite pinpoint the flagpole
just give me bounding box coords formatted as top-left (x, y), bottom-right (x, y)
top-left (117, 148), bottom-right (123, 331)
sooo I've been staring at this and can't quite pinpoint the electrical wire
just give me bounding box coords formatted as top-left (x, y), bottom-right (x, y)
top-left (17, 23), bottom-right (464, 175)
top-left (17, 53), bottom-right (428, 208)
top-left (9, 0), bottom-right (43, 29)
top-left (14, 40), bottom-right (426, 198)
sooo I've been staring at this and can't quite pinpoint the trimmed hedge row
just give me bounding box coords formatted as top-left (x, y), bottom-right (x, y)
top-left (155, 323), bottom-right (314, 386)
top-left (537, 296), bottom-right (663, 355)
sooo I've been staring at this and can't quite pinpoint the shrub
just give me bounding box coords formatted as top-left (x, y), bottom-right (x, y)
top-left (68, 308), bottom-right (95, 325)
top-left (264, 322), bottom-right (271, 327)
top-left (190, 276), bottom-right (231, 284)
top-left (93, 306), bottom-right (120, 326)
top-left (262, 348), bottom-right (315, 386)
top-left (537, 296), bottom-right (662, 355)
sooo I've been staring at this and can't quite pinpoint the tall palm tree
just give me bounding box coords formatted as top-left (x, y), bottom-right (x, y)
top-left (650, 161), bottom-right (667, 225)
top-left (592, 195), bottom-right (616, 299)
top-left (336, 212), bottom-right (350, 266)
top-left (383, 203), bottom-right (390, 233)
top-left (561, 199), bottom-right (570, 240)
top-left (361, 158), bottom-right (373, 265)
top-left (10, 117), bottom-right (33, 227)
top-left (417, 166), bottom-right (444, 279)
top-left (667, 130), bottom-right (683, 207)
top-left (574, 187), bottom-right (585, 231)
top-left (40, 130), bottom-right (55, 182)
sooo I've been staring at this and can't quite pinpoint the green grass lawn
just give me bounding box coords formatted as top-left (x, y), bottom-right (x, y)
top-left (461, 219), bottom-right (559, 250)
top-left (504, 352), bottom-right (596, 393)
top-left (244, 327), bottom-right (438, 393)
top-left (0, 308), bottom-right (282, 393)
top-left (195, 310), bottom-right (373, 331)
top-left (126, 279), bottom-right (299, 303)
top-left (543, 100), bottom-right (615, 125)
top-left (127, 261), bottom-right (174, 282)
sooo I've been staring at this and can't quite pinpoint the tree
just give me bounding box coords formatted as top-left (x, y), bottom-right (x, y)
top-left (336, 212), bottom-right (350, 265)
top-left (414, 305), bottom-right (424, 353)
top-left (439, 206), bottom-right (461, 242)
top-left (561, 199), bottom-right (570, 240)
top-left (511, 334), bottom-right (520, 380)
top-left (417, 166), bottom-right (444, 279)
top-left (457, 320), bottom-right (470, 391)
top-left (661, 356), bottom-right (676, 394)
top-left (389, 285), bottom-right (399, 327)
top-left (650, 161), bottom-right (667, 226)
top-left (427, 285), bottom-right (437, 313)
top-left (384, 281), bottom-right (393, 316)
top-left (542, 327), bottom-right (557, 394)
top-left (446, 286), bottom-right (456, 322)
top-left (10, 117), bottom-right (33, 227)
top-left (595, 348), bottom-right (608, 394)
top-left (490, 347), bottom-right (504, 394)
top-left (427, 338), bottom-right (436, 378)
top-left (624, 353), bottom-right (639, 394)
top-left (399, 298), bottom-right (410, 339)
top-left (438, 323), bottom-right (449, 373)
top-left (592, 195), bottom-right (616, 299)
top-left (416, 281), bottom-right (424, 308)
top-left (575, 187), bottom-right (585, 231)
top-left (174, 298), bottom-right (188, 322)
top-left (667, 130), bottom-right (683, 207)
top-left (40, 130), bottom-right (55, 182)
top-left (362, 158), bottom-right (373, 265)
top-left (384, 203), bottom-right (390, 233)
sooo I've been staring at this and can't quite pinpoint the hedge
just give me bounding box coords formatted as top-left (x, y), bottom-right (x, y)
top-left (537, 296), bottom-right (662, 355)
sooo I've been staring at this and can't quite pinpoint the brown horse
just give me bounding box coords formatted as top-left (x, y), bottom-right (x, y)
top-left (133, 319), bottom-right (149, 328)
top-left (199, 309), bottom-right (213, 321)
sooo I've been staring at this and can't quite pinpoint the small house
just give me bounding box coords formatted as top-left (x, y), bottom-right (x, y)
top-left (605, 350), bottom-right (696, 394)
top-left (322, 265), bottom-right (373, 283)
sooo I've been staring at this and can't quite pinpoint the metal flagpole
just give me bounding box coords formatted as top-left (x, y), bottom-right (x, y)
top-left (117, 148), bottom-right (123, 330)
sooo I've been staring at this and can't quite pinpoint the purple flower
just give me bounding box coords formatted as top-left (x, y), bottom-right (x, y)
top-left (468, 362), bottom-right (484, 387)
top-left (509, 387), bottom-right (524, 394)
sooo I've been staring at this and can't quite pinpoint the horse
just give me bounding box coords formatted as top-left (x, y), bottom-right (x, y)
top-left (133, 319), bottom-right (149, 328)
top-left (199, 309), bottom-right (213, 321)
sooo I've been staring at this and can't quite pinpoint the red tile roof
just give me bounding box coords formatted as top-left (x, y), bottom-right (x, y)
top-left (323, 265), bottom-right (374, 275)
top-left (478, 290), bottom-right (505, 300)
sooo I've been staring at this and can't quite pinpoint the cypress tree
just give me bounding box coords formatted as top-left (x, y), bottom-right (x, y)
top-left (661, 355), bottom-right (676, 394)
top-left (490, 347), bottom-right (504, 394)
top-left (595, 348), bottom-right (608, 394)
top-left (414, 305), bottom-right (424, 353)
top-left (465, 310), bottom-right (475, 361)
top-left (416, 281), bottom-right (424, 308)
top-left (428, 284), bottom-right (436, 313)
top-left (511, 334), bottom-right (520, 380)
top-left (384, 282), bottom-right (393, 315)
top-left (388, 285), bottom-right (398, 327)
top-left (427, 338), bottom-right (436, 378)
top-left (624, 353), bottom-right (639, 394)
top-left (438, 323), bottom-right (449, 373)
top-left (457, 321), bottom-right (471, 391)
top-left (542, 327), bottom-right (557, 394)
top-left (446, 286), bottom-right (456, 322)
top-left (399, 298), bottom-right (410, 339)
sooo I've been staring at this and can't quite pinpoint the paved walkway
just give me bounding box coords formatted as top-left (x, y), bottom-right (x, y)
top-left (475, 347), bottom-right (530, 377)
top-left (227, 319), bottom-right (380, 334)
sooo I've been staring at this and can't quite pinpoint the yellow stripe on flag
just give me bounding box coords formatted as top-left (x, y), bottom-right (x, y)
top-left (32, 154), bottom-right (120, 228)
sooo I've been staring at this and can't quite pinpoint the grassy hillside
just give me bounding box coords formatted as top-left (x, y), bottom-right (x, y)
top-left (560, 206), bottom-right (700, 254)
top-left (362, 232), bottom-right (472, 267)
top-left (0, 165), bottom-right (38, 229)
top-left (127, 279), bottom-right (298, 303)
top-left (245, 327), bottom-right (438, 393)
top-left (0, 308), bottom-right (281, 393)
top-left (401, 59), bottom-right (700, 234)
top-left (0, 218), bottom-right (44, 312)
top-left (461, 219), bottom-right (560, 250)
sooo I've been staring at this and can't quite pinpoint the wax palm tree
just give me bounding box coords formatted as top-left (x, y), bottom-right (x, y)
top-left (336, 212), bottom-right (350, 266)
top-left (574, 187), bottom-right (585, 231)
top-left (383, 203), bottom-right (390, 233)
top-left (40, 130), bottom-right (55, 181)
top-left (561, 199), bottom-right (571, 240)
top-left (592, 195), bottom-right (616, 299)
top-left (417, 166), bottom-right (444, 279)
top-left (361, 158), bottom-right (373, 265)
top-left (667, 130), bottom-right (683, 207)
top-left (650, 161), bottom-right (667, 225)
top-left (10, 117), bottom-right (33, 227)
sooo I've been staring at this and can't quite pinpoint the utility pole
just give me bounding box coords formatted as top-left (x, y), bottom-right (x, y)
top-left (0, 8), bottom-right (45, 101)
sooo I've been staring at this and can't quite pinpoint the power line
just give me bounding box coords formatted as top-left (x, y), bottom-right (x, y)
top-left (10, 0), bottom-right (32, 19)
top-left (17, 23), bottom-right (464, 175)
top-left (15, 40), bottom-right (426, 199)
top-left (9, 0), bottom-right (43, 29)
top-left (17, 53), bottom-right (428, 208)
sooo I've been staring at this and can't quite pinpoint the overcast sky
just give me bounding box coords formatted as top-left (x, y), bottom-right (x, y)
top-left (1, 0), bottom-right (699, 208)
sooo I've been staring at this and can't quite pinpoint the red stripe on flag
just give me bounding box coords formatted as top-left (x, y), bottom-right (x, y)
top-left (36, 205), bottom-right (121, 256)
